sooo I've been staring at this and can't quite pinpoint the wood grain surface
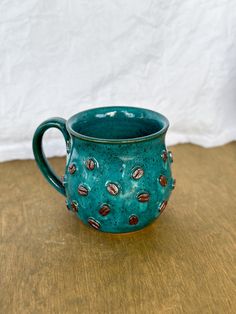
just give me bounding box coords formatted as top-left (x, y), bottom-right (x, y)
top-left (0, 143), bottom-right (236, 314)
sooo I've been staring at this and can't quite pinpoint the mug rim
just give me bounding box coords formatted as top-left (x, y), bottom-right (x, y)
top-left (66, 106), bottom-right (169, 144)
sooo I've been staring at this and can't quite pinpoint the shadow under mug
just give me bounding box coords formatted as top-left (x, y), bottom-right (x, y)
top-left (33, 106), bottom-right (175, 233)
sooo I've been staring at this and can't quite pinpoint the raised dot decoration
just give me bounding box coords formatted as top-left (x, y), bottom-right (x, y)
top-left (159, 175), bottom-right (168, 187)
top-left (106, 182), bottom-right (119, 195)
top-left (168, 151), bottom-right (173, 163)
top-left (78, 184), bottom-right (89, 196)
top-left (129, 215), bottom-right (139, 225)
top-left (137, 192), bottom-right (150, 202)
top-left (88, 218), bottom-right (100, 230)
top-left (99, 204), bottom-right (111, 216)
top-left (71, 201), bottom-right (78, 212)
top-left (65, 200), bottom-right (70, 211)
top-left (68, 163), bottom-right (76, 174)
top-left (132, 167), bottom-right (144, 180)
top-left (161, 150), bottom-right (168, 163)
top-left (66, 154), bottom-right (171, 231)
top-left (172, 178), bottom-right (176, 189)
top-left (159, 200), bottom-right (168, 213)
top-left (86, 158), bottom-right (96, 171)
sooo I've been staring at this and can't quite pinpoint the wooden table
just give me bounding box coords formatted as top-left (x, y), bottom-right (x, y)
top-left (1, 143), bottom-right (236, 313)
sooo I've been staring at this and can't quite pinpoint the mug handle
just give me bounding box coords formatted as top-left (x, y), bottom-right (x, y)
top-left (32, 117), bottom-right (70, 196)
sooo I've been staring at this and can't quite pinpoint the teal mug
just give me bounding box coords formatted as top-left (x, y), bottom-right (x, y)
top-left (33, 107), bottom-right (175, 233)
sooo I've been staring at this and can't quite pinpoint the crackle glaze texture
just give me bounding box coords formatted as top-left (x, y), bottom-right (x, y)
top-left (33, 107), bottom-right (175, 233)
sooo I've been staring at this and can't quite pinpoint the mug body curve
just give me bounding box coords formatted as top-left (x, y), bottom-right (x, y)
top-left (63, 107), bottom-right (174, 233)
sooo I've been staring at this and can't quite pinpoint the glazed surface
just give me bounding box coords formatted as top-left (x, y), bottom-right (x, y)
top-left (64, 135), bottom-right (174, 233)
top-left (33, 107), bottom-right (174, 233)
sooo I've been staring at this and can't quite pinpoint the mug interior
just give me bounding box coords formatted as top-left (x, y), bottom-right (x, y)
top-left (67, 106), bottom-right (169, 142)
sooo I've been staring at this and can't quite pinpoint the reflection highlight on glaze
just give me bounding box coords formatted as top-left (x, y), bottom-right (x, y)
top-left (96, 111), bottom-right (117, 118)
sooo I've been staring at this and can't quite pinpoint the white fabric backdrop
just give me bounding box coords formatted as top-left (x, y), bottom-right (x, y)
top-left (1, 0), bottom-right (236, 162)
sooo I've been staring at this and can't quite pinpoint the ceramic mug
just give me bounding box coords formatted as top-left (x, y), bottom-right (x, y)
top-left (33, 106), bottom-right (175, 233)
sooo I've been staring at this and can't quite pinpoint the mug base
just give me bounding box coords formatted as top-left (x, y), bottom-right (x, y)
top-left (81, 215), bottom-right (161, 234)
